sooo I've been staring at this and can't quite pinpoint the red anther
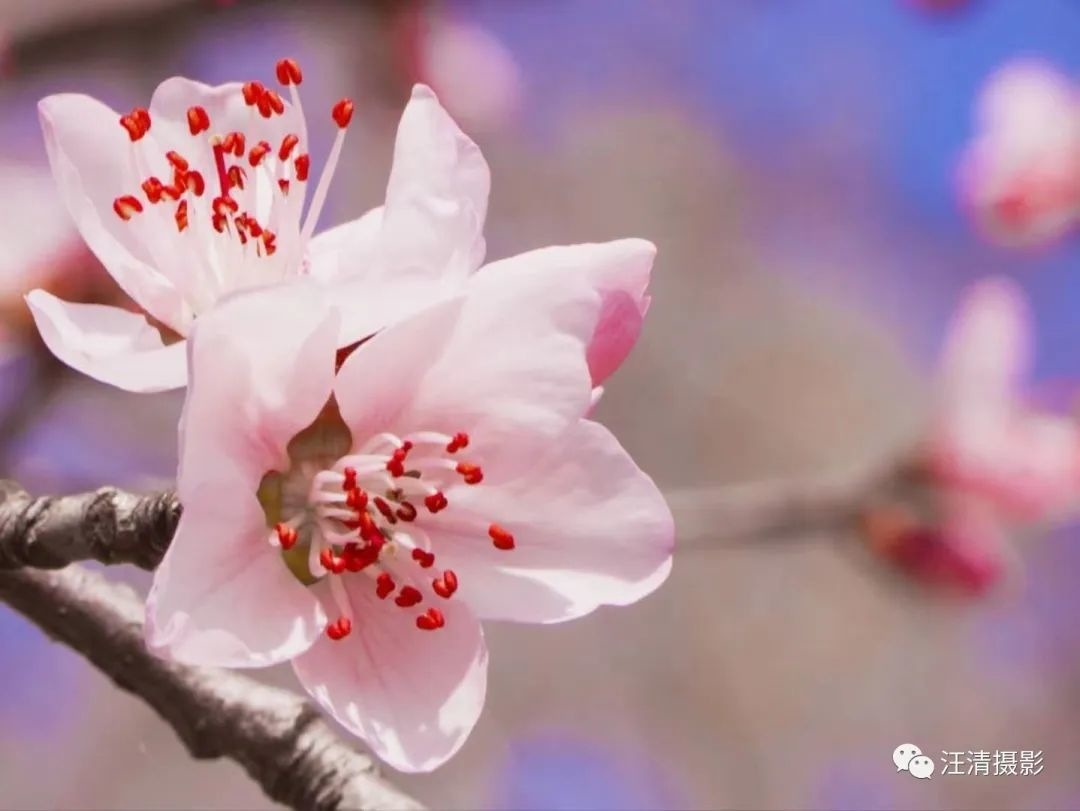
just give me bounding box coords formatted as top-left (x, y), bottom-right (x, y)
top-left (326, 616), bottom-right (352, 640)
top-left (432, 570), bottom-right (458, 599)
top-left (212, 213), bottom-right (228, 233)
top-left (161, 181), bottom-right (184, 202)
top-left (256, 93), bottom-right (273, 118)
top-left (347, 486), bottom-right (369, 511)
top-left (395, 586), bottom-right (423, 608)
top-left (248, 141), bottom-right (272, 167)
top-left (243, 215), bottom-right (263, 238)
top-left (141, 177), bottom-right (165, 204)
top-left (265, 90), bottom-right (285, 116)
top-left (319, 547), bottom-right (336, 572)
top-left (396, 501), bottom-right (418, 522)
top-left (375, 572), bottom-right (396, 599)
top-left (135, 108), bottom-right (151, 132)
top-left (113, 195), bottom-right (143, 221)
top-left (456, 463), bottom-right (484, 485)
top-left (489, 524), bottom-right (516, 551)
top-left (446, 432), bottom-right (470, 453)
top-left (358, 512), bottom-right (384, 544)
top-left (374, 497), bottom-right (398, 524)
top-left (187, 105), bottom-right (210, 135)
top-left (166, 151), bottom-right (189, 173)
top-left (213, 195), bottom-right (239, 215)
top-left (279, 133), bottom-right (300, 161)
top-left (342, 467), bottom-right (357, 490)
top-left (184, 170), bottom-right (206, 196)
top-left (402, 440), bottom-right (414, 452)
top-left (330, 555), bottom-right (347, 575)
top-left (276, 58), bottom-right (303, 86)
top-left (218, 132), bottom-right (244, 157)
top-left (386, 448), bottom-right (408, 478)
top-left (332, 98), bottom-right (355, 129)
top-left (242, 80), bottom-right (266, 106)
top-left (120, 108), bottom-right (151, 141)
top-left (174, 200), bottom-right (189, 233)
top-left (416, 608), bottom-right (445, 631)
top-left (278, 179), bottom-right (291, 195)
top-left (276, 522), bottom-right (298, 550)
top-left (423, 492), bottom-right (448, 514)
top-left (262, 231), bottom-right (278, 256)
top-left (411, 548), bottom-right (435, 568)
top-left (295, 154), bottom-right (311, 182)
top-left (224, 166), bottom-right (245, 191)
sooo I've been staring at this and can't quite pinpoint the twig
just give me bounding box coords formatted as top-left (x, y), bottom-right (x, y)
top-left (0, 564), bottom-right (424, 811)
top-left (0, 480), bottom-right (179, 570)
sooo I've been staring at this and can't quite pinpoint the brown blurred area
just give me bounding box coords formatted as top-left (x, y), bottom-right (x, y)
top-left (0, 2), bottom-right (1077, 810)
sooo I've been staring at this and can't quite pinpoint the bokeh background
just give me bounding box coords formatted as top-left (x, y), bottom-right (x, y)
top-left (2, 1), bottom-right (1080, 808)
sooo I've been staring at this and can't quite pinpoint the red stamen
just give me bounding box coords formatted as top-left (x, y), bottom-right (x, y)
top-left (326, 616), bottom-right (352, 640)
top-left (489, 524), bottom-right (516, 551)
top-left (332, 98), bottom-right (355, 129)
top-left (276, 523), bottom-right (298, 550)
top-left (342, 467), bottom-right (357, 491)
top-left (295, 154), bottom-right (311, 182)
top-left (394, 586), bottom-right (423, 608)
top-left (416, 608), bottom-right (445, 631)
top-left (174, 199), bottom-right (189, 232)
top-left (248, 141), bottom-right (271, 167)
top-left (166, 151), bottom-right (189, 173)
top-left (212, 213), bottom-right (228, 233)
top-left (212, 141), bottom-right (231, 196)
top-left (374, 497), bottom-right (398, 524)
top-left (347, 487), bottom-right (369, 511)
top-left (411, 548), bottom-right (435, 568)
top-left (227, 165), bottom-right (247, 190)
top-left (113, 195), bottom-right (143, 220)
top-left (432, 570), bottom-right (458, 599)
top-left (278, 179), bottom-right (291, 195)
top-left (456, 463), bottom-right (484, 485)
top-left (242, 80), bottom-right (266, 107)
top-left (265, 90), bottom-right (286, 116)
top-left (222, 131), bottom-right (246, 157)
top-left (279, 133), bottom-right (300, 161)
top-left (375, 572), bottom-right (396, 599)
top-left (276, 58), bottom-right (303, 86)
top-left (261, 231), bottom-right (277, 256)
top-left (141, 177), bottom-right (165, 204)
top-left (187, 106), bottom-right (210, 135)
top-left (396, 501), bottom-right (418, 522)
top-left (184, 170), bottom-right (206, 196)
top-left (446, 432), bottom-right (470, 453)
top-left (423, 492), bottom-right (448, 514)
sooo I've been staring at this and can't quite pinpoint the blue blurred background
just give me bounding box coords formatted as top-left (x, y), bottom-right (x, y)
top-left (2, 1), bottom-right (1079, 808)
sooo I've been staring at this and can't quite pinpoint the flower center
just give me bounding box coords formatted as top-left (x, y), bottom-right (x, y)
top-left (111, 58), bottom-right (353, 320)
top-left (261, 412), bottom-right (516, 642)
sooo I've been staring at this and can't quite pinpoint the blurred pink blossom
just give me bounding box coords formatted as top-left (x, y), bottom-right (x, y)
top-left (393, 5), bottom-right (522, 133)
top-left (930, 277), bottom-right (1080, 520)
top-left (146, 268), bottom-right (673, 772)
top-left (958, 60), bottom-right (1080, 247)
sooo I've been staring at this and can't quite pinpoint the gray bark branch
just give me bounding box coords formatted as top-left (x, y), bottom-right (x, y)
top-left (0, 480), bottom-right (179, 570)
top-left (0, 564), bottom-right (424, 811)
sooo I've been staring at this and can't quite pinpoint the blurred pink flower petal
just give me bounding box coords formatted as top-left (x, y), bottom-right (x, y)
top-left (395, 8), bottom-right (522, 134)
top-left (958, 60), bottom-right (1080, 247)
top-left (930, 277), bottom-right (1080, 519)
top-left (147, 268), bottom-right (672, 771)
top-left (870, 500), bottom-right (1012, 597)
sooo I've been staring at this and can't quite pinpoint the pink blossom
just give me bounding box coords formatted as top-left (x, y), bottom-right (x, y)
top-left (146, 269), bottom-right (673, 771)
top-left (957, 60), bottom-right (1080, 247)
top-left (393, 7), bottom-right (522, 133)
top-left (930, 277), bottom-right (1080, 521)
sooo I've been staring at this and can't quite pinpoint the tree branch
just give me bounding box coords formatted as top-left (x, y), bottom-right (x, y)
top-left (0, 564), bottom-right (424, 811)
top-left (0, 480), bottom-right (179, 570)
